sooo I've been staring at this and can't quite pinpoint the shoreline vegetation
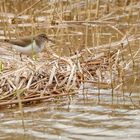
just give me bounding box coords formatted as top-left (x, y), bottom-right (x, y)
top-left (0, 0), bottom-right (139, 109)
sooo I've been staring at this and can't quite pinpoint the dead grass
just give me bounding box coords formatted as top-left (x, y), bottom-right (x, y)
top-left (0, 0), bottom-right (140, 108)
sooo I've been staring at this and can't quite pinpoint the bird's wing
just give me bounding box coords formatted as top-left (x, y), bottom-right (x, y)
top-left (5, 37), bottom-right (35, 47)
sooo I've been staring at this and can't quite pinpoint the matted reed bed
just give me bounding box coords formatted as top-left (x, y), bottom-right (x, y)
top-left (0, 33), bottom-right (139, 108)
top-left (0, 0), bottom-right (140, 108)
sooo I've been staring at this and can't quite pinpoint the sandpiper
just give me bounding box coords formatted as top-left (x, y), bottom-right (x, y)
top-left (4, 33), bottom-right (53, 56)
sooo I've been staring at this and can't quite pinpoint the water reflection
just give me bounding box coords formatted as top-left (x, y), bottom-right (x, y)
top-left (0, 89), bottom-right (140, 140)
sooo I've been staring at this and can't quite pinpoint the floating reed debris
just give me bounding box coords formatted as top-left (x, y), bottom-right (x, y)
top-left (0, 47), bottom-right (117, 107)
top-left (0, 0), bottom-right (140, 108)
top-left (0, 32), bottom-right (139, 108)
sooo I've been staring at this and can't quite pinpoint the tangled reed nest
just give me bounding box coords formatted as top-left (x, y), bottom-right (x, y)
top-left (0, 0), bottom-right (140, 108)
top-left (0, 33), bottom-right (138, 108)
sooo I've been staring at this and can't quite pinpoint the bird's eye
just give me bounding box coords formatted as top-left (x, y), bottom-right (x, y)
top-left (42, 34), bottom-right (46, 38)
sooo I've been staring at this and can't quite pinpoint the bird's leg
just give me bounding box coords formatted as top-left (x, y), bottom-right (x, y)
top-left (31, 47), bottom-right (37, 61)
top-left (20, 53), bottom-right (23, 61)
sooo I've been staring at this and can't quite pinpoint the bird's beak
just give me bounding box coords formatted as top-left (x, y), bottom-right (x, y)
top-left (47, 38), bottom-right (55, 43)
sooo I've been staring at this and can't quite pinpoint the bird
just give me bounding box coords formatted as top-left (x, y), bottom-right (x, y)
top-left (4, 33), bottom-right (54, 57)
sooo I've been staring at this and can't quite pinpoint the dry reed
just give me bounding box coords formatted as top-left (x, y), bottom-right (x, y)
top-left (0, 0), bottom-right (139, 108)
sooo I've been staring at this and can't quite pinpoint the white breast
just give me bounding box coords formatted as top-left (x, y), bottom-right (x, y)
top-left (12, 41), bottom-right (45, 55)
